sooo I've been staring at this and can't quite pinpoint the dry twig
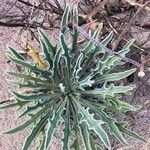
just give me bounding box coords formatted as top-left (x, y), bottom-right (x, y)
top-left (113, 1), bottom-right (150, 50)
top-left (107, 21), bottom-right (145, 51)
top-left (80, 0), bottom-right (109, 22)
top-left (125, 0), bottom-right (150, 11)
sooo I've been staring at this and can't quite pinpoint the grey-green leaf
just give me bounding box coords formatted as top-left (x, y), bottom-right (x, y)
top-left (75, 100), bottom-right (111, 149)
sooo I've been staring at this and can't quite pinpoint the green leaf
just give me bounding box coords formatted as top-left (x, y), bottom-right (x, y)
top-left (82, 84), bottom-right (136, 98)
top-left (78, 75), bottom-right (94, 91)
top-left (71, 127), bottom-right (80, 150)
top-left (95, 109), bottom-right (128, 145)
top-left (72, 53), bottom-right (83, 83)
top-left (108, 96), bottom-right (140, 113)
top-left (72, 5), bottom-right (78, 25)
top-left (38, 28), bottom-right (56, 57)
top-left (10, 80), bottom-right (50, 89)
top-left (82, 29), bottom-right (101, 61)
top-left (0, 99), bottom-right (30, 110)
top-left (95, 68), bottom-right (136, 83)
top-left (70, 99), bottom-right (80, 150)
top-left (79, 123), bottom-right (92, 150)
top-left (80, 32), bottom-right (113, 76)
top-left (115, 123), bottom-right (146, 143)
top-left (45, 99), bottom-right (67, 149)
top-left (40, 39), bottom-right (53, 68)
top-left (81, 99), bottom-right (128, 145)
top-left (99, 54), bottom-right (120, 75)
top-left (121, 39), bottom-right (135, 52)
top-left (99, 38), bottom-right (133, 75)
top-left (38, 128), bottom-right (46, 150)
top-left (71, 5), bottom-right (79, 53)
top-left (7, 72), bottom-right (51, 83)
top-left (52, 48), bottom-right (62, 82)
top-left (3, 104), bottom-right (51, 134)
top-left (90, 138), bottom-right (104, 150)
top-left (61, 4), bottom-right (70, 33)
top-left (74, 100), bottom-right (111, 149)
top-left (8, 47), bottom-right (25, 60)
top-left (60, 33), bottom-right (71, 71)
top-left (11, 91), bottom-right (51, 101)
top-left (8, 56), bottom-right (51, 79)
top-left (19, 94), bottom-right (59, 118)
top-left (62, 99), bottom-right (71, 150)
top-left (23, 111), bottom-right (53, 150)
top-left (101, 32), bottom-right (113, 46)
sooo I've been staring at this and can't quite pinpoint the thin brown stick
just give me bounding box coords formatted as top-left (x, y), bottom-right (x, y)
top-left (75, 24), bottom-right (141, 68)
top-left (113, 1), bottom-right (150, 50)
top-left (88, 0), bottom-right (109, 18)
top-left (80, 0), bottom-right (109, 22)
top-left (18, 0), bottom-right (63, 15)
top-left (0, 0), bottom-right (17, 19)
top-left (107, 21), bottom-right (145, 52)
top-left (125, 0), bottom-right (150, 11)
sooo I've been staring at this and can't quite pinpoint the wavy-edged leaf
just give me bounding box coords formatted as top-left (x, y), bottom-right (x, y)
top-left (80, 32), bottom-right (113, 76)
top-left (93, 31), bottom-right (113, 58)
top-left (70, 99), bottom-right (80, 150)
top-left (78, 75), bottom-right (94, 91)
top-left (38, 28), bottom-right (56, 57)
top-left (23, 111), bottom-right (53, 150)
top-left (71, 127), bottom-right (80, 150)
top-left (40, 39), bottom-right (53, 68)
top-left (101, 32), bottom-right (113, 46)
top-left (38, 128), bottom-right (46, 150)
top-left (11, 91), bottom-right (51, 101)
top-left (3, 103), bottom-right (51, 134)
top-left (7, 72), bottom-right (51, 83)
top-left (82, 84), bottom-right (135, 98)
top-left (52, 48), bottom-right (62, 82)
top-left (115, 123), bottom-right (146, 143)
top-left (72, 5), bottom-right (78, 25)
top-left (62, 99), bottom-right (71, 150)
top-left (0, 99), bottom-right (30, 110)
top-left (72, 53), bottom-right (83, 82)
top-left (121, 39), bottom-right (135, 52)
top-left (81, 99), bottom-right (127, 145)
top-left (10, 80), bottom-right (51, 89)
top-left (19, 93), bottom-right (59, 118)
top-left (45, 99), bottom-right (67, 149)
top-left (95, 68), bottom-right (136, 83)
top-left (99, 39), bottom-right (133, 75)
top-left (60, 33), bottom-right (71, 72)
top-left (71, 5), bottom-right (79, 53)
top-left (74, 100), bottom-right (111, 149)
top-left (8, 56), bottom-right (51, 79)
top-left (79, 123), bottom-right (92, 150)
top-left (61, 4), bottom-right (70, 33)
top-left (95, 109), bottom-right (128, 145)
top-left (82, 29), bottom-right (101, 61)
top-left (99, 54), bottom-right (120, 75)
top-left (90, 138), bottom-right (104, 150)
top-left (8, 47), bottom-right (25, 60)
top-left (108, 96), bottom-right (140, 113)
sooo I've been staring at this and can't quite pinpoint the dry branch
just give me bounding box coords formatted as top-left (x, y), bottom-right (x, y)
top-left (113, 1), bottom-right (150, 50)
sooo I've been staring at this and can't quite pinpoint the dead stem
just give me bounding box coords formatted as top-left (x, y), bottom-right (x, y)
top-left (113, 1), bottom-right (150, 50)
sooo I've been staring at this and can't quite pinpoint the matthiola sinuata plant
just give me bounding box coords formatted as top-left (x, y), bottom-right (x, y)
top-left (1, 5), bottom-right (145, 150)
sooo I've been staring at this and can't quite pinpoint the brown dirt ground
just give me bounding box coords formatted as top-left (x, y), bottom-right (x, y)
top-left (0, 0), bottom-right (150, 150)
